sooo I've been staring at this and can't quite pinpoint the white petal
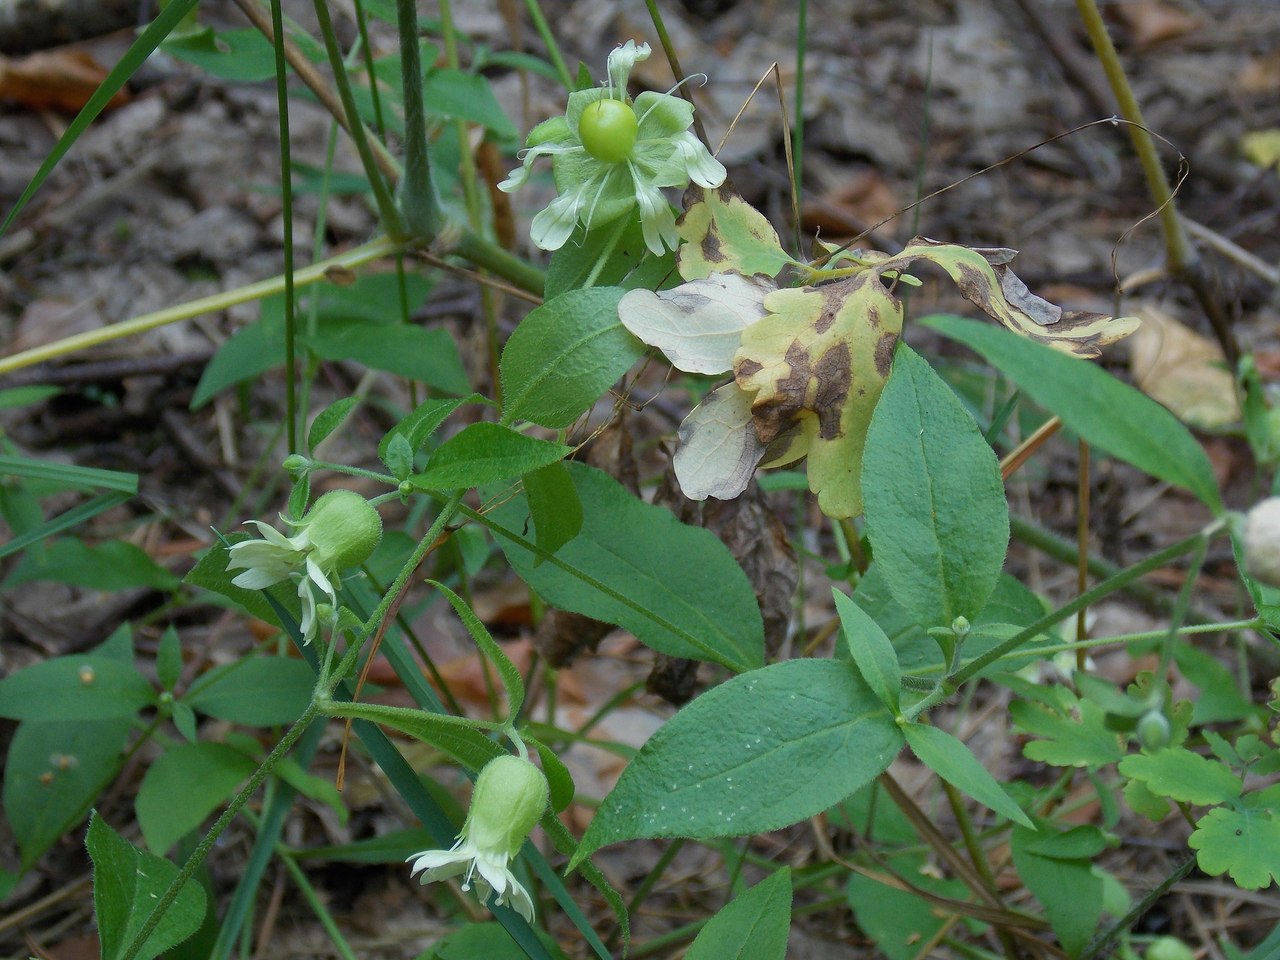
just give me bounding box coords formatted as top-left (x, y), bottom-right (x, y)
top-left (407, 839), bottom-right (473, 882)
top-left (297, 578), bottom-right (319, 644)
top-left (230, 567), bottom-right (288, 590)
top-left (618, 273), bottom-right (774, 374)
top-left (306, 556), bottom-right (338, 605)
top-left (673, 383), bottom-right (767, 501)
top-left (502, 876), bottom-right (537, 922)
top-left (607, 40), bottom-right (650, 94)
top-left (674, 132), bottom-right (727, 189)
top-left (632, 178), bottom-right (676, 255)
top-left (530, 189), bottom-right (584, 251)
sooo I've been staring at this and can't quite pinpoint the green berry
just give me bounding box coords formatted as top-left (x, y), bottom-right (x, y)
top-left (466, 755), bottom-right (550, 858)
top-left (579, 98), bottom-right (638, 164)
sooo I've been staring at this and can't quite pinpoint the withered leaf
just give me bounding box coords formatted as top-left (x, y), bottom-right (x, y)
top-left (676, 184), bottom-right (796, 281)
top-left (674, 383), bottom-right (767, 501)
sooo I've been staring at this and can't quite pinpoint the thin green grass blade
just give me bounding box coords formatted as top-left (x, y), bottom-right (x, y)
top-left (0, 455), bottom-right (137, 493)
top-left (0, 491), bottom-right (132, 561)
top-left (0, 0), bottom-right (201, 238)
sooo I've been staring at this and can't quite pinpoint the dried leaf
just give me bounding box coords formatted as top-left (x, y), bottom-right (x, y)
top-left (735, 273), bottom-right (901, 518)
top-left (1114, 0), bottom-right (1203, 48)
top-left (0, 50), bottom-right (129, 113)
top-left (619, 273), bottom-right (775, 375)
top-left (1129, 306), bottom-right (1240, 430)
top-left (676, 184), bottom-right (796, 281)
top-left (674, 383), bottom-right (767, 501)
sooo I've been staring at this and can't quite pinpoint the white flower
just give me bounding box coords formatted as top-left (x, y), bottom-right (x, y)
top-left (408, 754), bottom-right (549, 922)
top-left (1243, 497), bottom-right (1280, 588)
top-left (498, 40), bottom-right (726, 255)
top-left (226, 490), bottom-right (381, 643)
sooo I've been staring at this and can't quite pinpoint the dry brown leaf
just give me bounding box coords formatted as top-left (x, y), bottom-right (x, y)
top-left (0, 49), bottom-right (129, 112)
top-left (1113, 0), bottom-right (1202, 48)
top-left (1238, 52), bottom-right (1280, 94)
top-left (801, 169), bottom-right (901, 240)
top-left (1129, 306), bottom-right (1240, 430)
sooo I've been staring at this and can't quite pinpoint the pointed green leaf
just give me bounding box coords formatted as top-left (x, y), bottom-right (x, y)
top-left (923, 313), bottom-right (1223, 512)
top-left (862, 344), bottom-right (1009, 627)
top-left (88, 812), bottom-right (207, 960)
top-left (431, 581), bottom-right (526, 720)
top-left (571, 659), bottom-right (903, 867)
top-left (0, 655), bottom-right (155, 721)
top-left (411, 422), bottom-right (570, 490)
top-left (523, 461), bottom-right (583, 563)
top-left (685, 868), bottom-right (792, 960)
top-left (308, 397), bottom-right (359, 452)
top-left (500, 287), bottom-right (642, 428)
top-left (903, 723), bottom-right (1033, 828)
top-left (833, 589), bottom-right (901, 714)
top-left (1012, 825), bottom-right (1102, 959)
top-left (136, 743), bottom-right (256, 855)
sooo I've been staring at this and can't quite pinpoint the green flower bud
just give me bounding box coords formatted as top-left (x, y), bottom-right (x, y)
top-left (466, 755), bottom-right (550, 859)
top-left (302, 490), bottom-right (383, 571)
top-left (1145, 936), bottom-right (1195, 960)
top-left (1136, 710), bottom-right (1172, 752)
top-left (282, 454), bottom-right (312, 477)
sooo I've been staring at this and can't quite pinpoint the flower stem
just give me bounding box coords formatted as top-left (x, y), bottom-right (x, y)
top-left (268, 0), bottom-right (299, 453)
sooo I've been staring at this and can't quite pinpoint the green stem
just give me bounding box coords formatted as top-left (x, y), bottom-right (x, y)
top-left (396, 0), bottom-right (442, 241)
top-left (905, 527), bottom-right (1217, 720)
top-left (523, 0), bottom-right (573, 90)
top-left (453, 230), bottom-right (546, 296)
top-left (643, 0), bottom-right (709, 148)
top-left (0, 235), bottom-right (401, 376)
top-left (311, 0), bottom-right (405, 238)
top-left (118, 702), bottom-right (322, 960)
top-left (582, 216), bottom-right (629, 289)
top-left (269, 0), bottom-right (298, 453)
top-left (361, 492), bottom-right (464, 637)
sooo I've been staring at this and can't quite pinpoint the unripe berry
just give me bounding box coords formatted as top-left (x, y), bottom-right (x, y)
top-left (1137, 710), bottom-right (1172, 752)
top-left (1145, 936), bottom-right (1195, 960)
top-left (466, 755), bottom-right (550, 858)
top-left (579, 99), bottom-right (638, 163)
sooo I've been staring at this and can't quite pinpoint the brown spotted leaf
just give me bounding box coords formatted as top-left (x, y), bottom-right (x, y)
top-left (901, 238), bottom-right (1140, 357)
top-left (734, 272), bottom-right (902, 519)
top-left (676, 185), bottom-right (796, 281)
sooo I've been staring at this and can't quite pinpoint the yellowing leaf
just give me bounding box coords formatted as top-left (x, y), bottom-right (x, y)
top-left (1129, 306), bottom-right (1240, 430)
top-left (676, 185), bottom-right (796, 281)
top-left (1242, 129), bottom-right (1280, 170)
top-left (899, 238), bottom-right (1140, 357)
top-left (734, 273), bottom-right (901, 518)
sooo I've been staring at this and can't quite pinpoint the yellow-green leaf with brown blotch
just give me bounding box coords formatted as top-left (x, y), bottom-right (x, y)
top-left (899, 238), bottom-right (1140, 357)
top-left (734, 272), bottom-right (902, 519)
top-left (676, 184), bottom-right (798, 281)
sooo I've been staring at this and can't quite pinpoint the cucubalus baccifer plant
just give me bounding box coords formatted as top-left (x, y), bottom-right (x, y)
top-left (1, 2), bottom-right (1277, 959)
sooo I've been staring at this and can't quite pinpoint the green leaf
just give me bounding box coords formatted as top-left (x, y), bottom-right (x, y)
top-left (377, 395), bottom-right (482, 464)
top-left (903, 723), bottom-right (1034, 828)
top-left (571, 659), bottom-right (903, 867)
top-left (685, 868), bottom-right (792, 960)
top-left (1118, 748), bottom-right (1242, 805)
top-left (861, 344), bottom-right (1009, 628)
top-left (0, 655), bottom-right (155, 721)
top-left (156, 626), bottom-right (182, 692)
top-left (523, 461), bottom-right (583, 564)
top-left (164, 27), bottom-right (293, 81)
top-left (0, 385), bottom-right (60, 408)
top-left (303, 323), bottom-right (469, 393)
top-left (546, 219), bottom-right (676, 301)
top-left (531, 737), bottom-right (576, 814)
top-left (4, 717), bottom-right (131, 870)
top-left (0, 454), bottom-right (137, 493)
top-left (846, 852), bottom-right (976, 959)
top-left (324, 700), bottom-right (506, 774)
top-left (308, 397), bottom-right (360, 453)
top-left (1012, 825), bottom-right (1103, 959)
top-left (499, 287), bottom-right (642, 429)
top-left (833, 588), bottom-right (901, 714)
top-left (136, 743), bottom-right (256, 855)
top-left (922, 314), bottom-right (1223, 512)
top-left (484, 462), bottom-right (765, 672)
top-left (190, 313), bottom-right (282, 409)
top-left (185, 657), bottom-right (315, 726)
top-left (3, 537), bottom-right (179, 591)
top-left (423, 68), bottom-right (518, 140)
top-left (1188, 806), bottom-right (1280, 890)
top-left (88, 812), bottom-right (207, 960)
top-left (1010, 696), bottom-right (1124, 769)
top-left (431, 580), bottom-right (526, 720)
top-left (410, 422), bottom-right (570, 490)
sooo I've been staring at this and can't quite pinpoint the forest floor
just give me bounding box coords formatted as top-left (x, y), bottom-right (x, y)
top-left (1, 0), bottom-right (1279, 957)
